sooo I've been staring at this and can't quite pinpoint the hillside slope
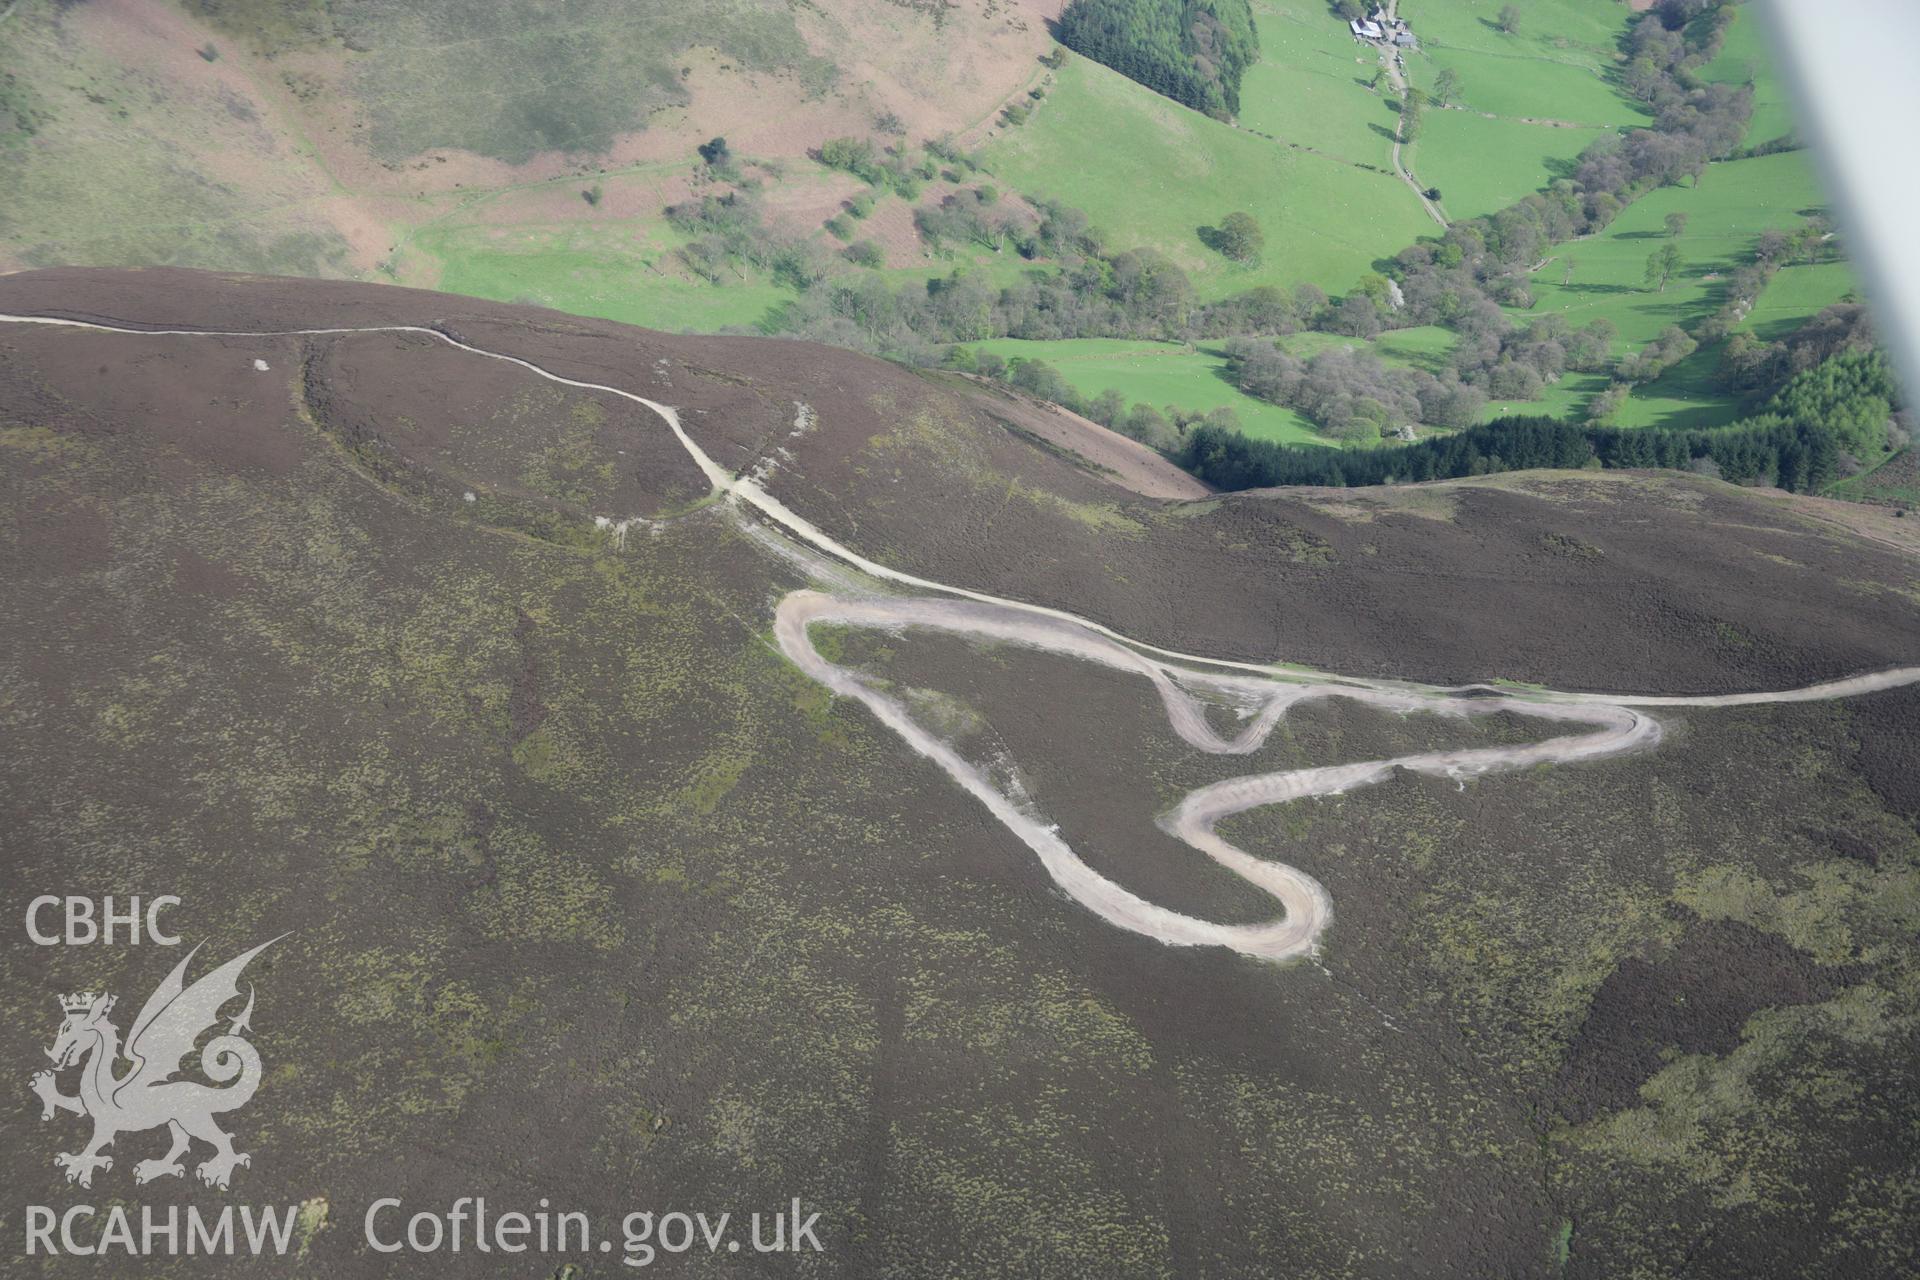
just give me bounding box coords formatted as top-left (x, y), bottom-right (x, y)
top-left (4, 271), bottom-right (1919, 1277)
top-left (0, 0), bottom-right (1059, 276)
top-left (7, 266), bottom-right (1917, 693)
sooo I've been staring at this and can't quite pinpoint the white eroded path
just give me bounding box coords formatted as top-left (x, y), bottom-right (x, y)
top-left (8, 312), bottom-right (1919, 962)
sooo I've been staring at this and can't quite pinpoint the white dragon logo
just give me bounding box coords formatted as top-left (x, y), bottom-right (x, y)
top-left (29, 938), bottom-right (281, 1190)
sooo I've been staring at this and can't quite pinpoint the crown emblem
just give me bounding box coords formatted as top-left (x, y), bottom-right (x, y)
top-left (60, 991), bottom-right (102, 1015)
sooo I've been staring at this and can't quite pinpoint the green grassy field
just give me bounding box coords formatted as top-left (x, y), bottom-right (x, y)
top-left (1403, 0), bottom-right (1651, 127)
top-left (1410, 111), bottom-right (1613, 222)
top-left (975, 326), bottom-right (1621, 443)
top-left (1238, 0), bottom-right (1400, 167)
top-left (1610, 244), bottom-right (1858, 429)
top-left (1244, 0), bottom-right (1633, 227)
top-left (971, 337), bottom-right (1329, 445)
top-left (874, 251), bottom-right (1038, 296)
top-left (1406, 41), bottom-right (1636, 129)
top-left (1208, 0), bottom-right (1647, 265)
top-left (1334, 171), bottom-right (1856, 434)
top-left (393, 144), bottom-right (1071, 335)
top-left (981, 54), bottom-right (1433, 299)
top-left (1701, 5), bottom-right (1798, 146)
top-left (1276, 326), bottom-right (1452, 367)
top-left (1460, 368), bottom-right (1609, 422)
top-left (1520, 150), bottom-right (1840, 348)
top-left (985, 127), bottom-right (1862, 442)
top-left (1390, 0), bottom-right (1646, 224)
top-left (1741, 261), bottom-right (1857, 340)
top-left (409, 219), bottom-right (796, 334)
top-left (1611, 345), bottom-right (1743, 429)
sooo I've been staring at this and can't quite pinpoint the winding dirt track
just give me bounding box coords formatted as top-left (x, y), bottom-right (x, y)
top-left (7, 312), bottom-right (1918, 963)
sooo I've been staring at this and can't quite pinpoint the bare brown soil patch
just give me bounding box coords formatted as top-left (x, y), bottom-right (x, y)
top-left (1766, 486), bottom-right (1920, 560)
top-left (853, 199), bottom-right (935, 268)
top-left (758, 172), bottom-right (871, 238)
top-left (955, 376), bottom-right (1211, 500)
top-left (802, 0), bottom-right (1053, 143)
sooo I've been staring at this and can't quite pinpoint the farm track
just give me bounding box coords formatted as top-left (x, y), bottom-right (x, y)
top-left (1376, 0), bottom-right (1448, 227)
top-left (5, 311), bottom-right (1917, 963)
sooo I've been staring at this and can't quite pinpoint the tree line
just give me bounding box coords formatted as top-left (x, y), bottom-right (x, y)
top-left (1177, 416), bottom-right (1839, 493)
top-left (1178, 347), bottom-right (1899, 494)
top-left (1222, 313), bottom-right (1618, 440)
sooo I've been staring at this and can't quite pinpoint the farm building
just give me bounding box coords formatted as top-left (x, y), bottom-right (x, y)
top-left (1351, 9), bottom-right (1415, 48)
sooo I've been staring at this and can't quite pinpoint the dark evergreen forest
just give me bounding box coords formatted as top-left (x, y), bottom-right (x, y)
top-left (1056, 0), bottom-right (1260, 118)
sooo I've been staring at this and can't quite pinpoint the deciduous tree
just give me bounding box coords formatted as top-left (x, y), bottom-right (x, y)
top-left (1213, 211), bottom-right (1265, 262)
top-left (1644, 243), bottom-right (1682, 292)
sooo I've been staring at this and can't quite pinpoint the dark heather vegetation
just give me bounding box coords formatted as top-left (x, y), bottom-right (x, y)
top-left (9, 268), bottom-right (1920, 1280)
top-left (1180, 349), bottom-right (1902, 493)
top-left (1056, 0), bottom-right (1259, 119)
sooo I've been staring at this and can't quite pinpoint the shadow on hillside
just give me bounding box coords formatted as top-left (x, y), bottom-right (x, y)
top-left (1209, 360), bottom-right (1244, 400)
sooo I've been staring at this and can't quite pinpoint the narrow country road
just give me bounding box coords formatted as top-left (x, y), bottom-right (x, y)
top-left (1379, 0), bottom-right (1448, 227)
top-left (6, 311), bottom-right (1916, 965)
